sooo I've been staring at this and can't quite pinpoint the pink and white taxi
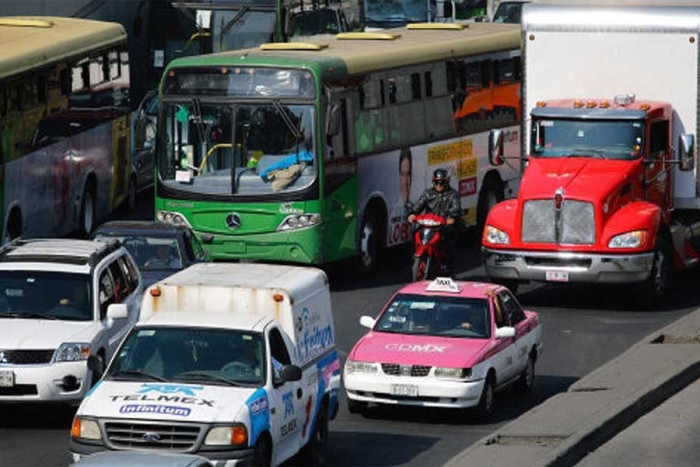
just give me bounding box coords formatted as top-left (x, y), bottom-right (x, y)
top-left (344, 277), bottom-right (543, 417)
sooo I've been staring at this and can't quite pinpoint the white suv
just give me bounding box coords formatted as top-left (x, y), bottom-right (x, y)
top-left (0, 239), bottom-right (143, 404)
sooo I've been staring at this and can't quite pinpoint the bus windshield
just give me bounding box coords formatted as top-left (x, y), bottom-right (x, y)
top-left (364, 0), bottom-right (429, 28)
top-left (531, 118), bottom-right (645, 160)
top-left (160, 101), bottom-right (316, 196)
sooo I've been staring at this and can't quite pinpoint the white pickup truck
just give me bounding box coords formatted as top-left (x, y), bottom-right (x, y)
top-left (69, 263), bottom-right (341, 467)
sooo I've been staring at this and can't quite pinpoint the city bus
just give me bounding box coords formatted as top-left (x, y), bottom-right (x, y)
top-left (155, 22), bottom-right (522, 270)
top-left (0, 17), bottom-right (132, 241)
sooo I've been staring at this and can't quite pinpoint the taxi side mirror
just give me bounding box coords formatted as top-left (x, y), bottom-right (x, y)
top-left (359, 315), bottom-right (376, 329)
top-left (494, 326), bottom-right (515, 339)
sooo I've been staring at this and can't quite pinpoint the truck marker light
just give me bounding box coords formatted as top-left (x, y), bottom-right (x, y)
top-left (536, 101), bottom-right (546, 107)
top-left (273, 293), bottom-right (284, 302)
top-left (586, 101), bottom-right (597, 108)
top-left (574, 101), bottom-right (584, 108)
top-left (599, 101), bottom-right (610, 108)
top-left (641, 104), bottom-right (650, 111)
top-left (150, 286), bottom-right (162, 297)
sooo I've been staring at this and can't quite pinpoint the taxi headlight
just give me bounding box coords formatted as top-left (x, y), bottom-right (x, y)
top-left (205, 425), bottom-right (248, 446)
top-left (608, 230), bottom-right (647, 249)
top-left (345, 359), bottom-right (378, 374)
top-left (484, 225), bottom-right (510, 245)
top-left (71, 417), bottom-right (101, 440)
top-left (55, 343), bottom-right (91, 362)
top-left (434, 367), bottom-right (471, 380)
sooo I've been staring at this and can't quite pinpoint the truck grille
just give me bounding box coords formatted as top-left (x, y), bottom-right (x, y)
top-left (105, 421), bottom-right (201, 451)
top-left (522, 200), bottom-right (595, 244)
top-left (0, 349), bottom-right (55, 365)
top-left (381, 364), bottom-right (432, 377)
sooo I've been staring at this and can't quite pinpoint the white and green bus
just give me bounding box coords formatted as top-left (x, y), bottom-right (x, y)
top-left (155, 22), bottom-right (522, 270)
top-left (0, 17), bottom-right (132, 241)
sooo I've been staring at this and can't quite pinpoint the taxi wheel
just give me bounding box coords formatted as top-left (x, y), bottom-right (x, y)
top-left (253, 437), bottom-right (272, 467)
top-left (516, 354), bottom-right (536, 394)
top-left (302, 402), bottom-right (329, 466)
top-left (347, 398), bottom-right (367, 415)
top-left (475, 374), bottom-right (495, 420)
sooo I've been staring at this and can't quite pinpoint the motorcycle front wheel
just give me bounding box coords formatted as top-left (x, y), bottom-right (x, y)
top-left (411, 256), bottom-right (431, 282)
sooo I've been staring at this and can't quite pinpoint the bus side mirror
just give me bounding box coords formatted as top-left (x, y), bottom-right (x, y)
top-left (325, 103), bottom-right (341, 136)
top-left (679, 134), bottom-right (695, 171)
top-left (489, 129), bottom-right (504, 166)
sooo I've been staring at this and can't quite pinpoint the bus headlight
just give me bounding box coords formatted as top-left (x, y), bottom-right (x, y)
top-left (608, 230), bottom-right (647, 248)
top-left (71, 417), bottom-right (101, 440)
top-left (55, 343), bottom-right (91, 362)
top-left (484, 225), bottom-right (510, 245)
top-left (156, 210), bottom-right (192, 228)
top-left (205, 425), bottom-right (248, 446)
top-left (277, 214), bottom-right (321, 231)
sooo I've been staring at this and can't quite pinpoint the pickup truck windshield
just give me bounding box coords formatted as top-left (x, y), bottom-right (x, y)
top-left (532, 118), bottom-right (644, 160)
top-left (109, 327), bottom-right (265, 386)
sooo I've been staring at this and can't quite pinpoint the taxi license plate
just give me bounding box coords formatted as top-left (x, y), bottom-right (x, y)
top-left (391, 384), bottom-right (418, 397)
top-left (546, 270), bottom-right (569, 282)
top-left (0, 370), bottom-right (14, 387)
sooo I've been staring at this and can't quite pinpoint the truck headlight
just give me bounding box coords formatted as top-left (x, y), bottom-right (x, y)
top-left (55, 343), bottom-right (91, 362)
top-left (205, 425), bottom-right (248, 446)
top-left (484, 225), bottom-right (510, 245)
top-left (71, 417), bottom-right (101, 440)
top-left (608, 230), bottom-right (647, 248)
top-left (277, 213), bottom-right (321, 231)
top-left (434, 367), bottom-right (471, 380)
top-left (345, 359), bottom-right (378, 374)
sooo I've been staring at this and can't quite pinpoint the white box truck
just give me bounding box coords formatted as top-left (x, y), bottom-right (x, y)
top-left (69, 263), bottom-right (341, 467)
top-left (483, 4), bottom-right (700, 307)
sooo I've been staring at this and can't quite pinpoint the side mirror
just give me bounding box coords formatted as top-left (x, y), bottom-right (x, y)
top-left (679, 134), bottom-right (695, 171)
top-left (106, 303), bottom-right (128, 325)
top-left (494, 326), bottom-right (515, 339)
top-left (359, 315), bottom-right (376, 329)
top-left (488, 129), bottom-right (505, 166)
top-left (279, 364), bottom-right (302, 382)
top-left (325, 103), bottom-right (342, 136)
top-left (87, 354), bottom-right (105, 380)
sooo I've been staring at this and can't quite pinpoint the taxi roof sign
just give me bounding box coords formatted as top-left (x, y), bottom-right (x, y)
top-left (426, 277), bottom-right (461, 293)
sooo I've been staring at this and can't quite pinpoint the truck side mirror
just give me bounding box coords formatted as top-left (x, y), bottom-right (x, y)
top-left (106, 303), bottom-right (128, 326)
top-left (489, 129), bottom-right (505, 166)
top-left (679, 134), bottom-right (695, 171)
top-left (87, 354), bottom-right (105, 380)
top-left (325, 103), bottom-right (341, 136)
top-left (279, 364), bottom-right (302, 382)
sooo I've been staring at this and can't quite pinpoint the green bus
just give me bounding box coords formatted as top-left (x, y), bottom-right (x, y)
top-left (155, 22), bottom-right (522, 270)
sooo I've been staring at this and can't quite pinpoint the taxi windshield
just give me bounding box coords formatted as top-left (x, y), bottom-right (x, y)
top-left (374, 293), bottom-right (490, 338)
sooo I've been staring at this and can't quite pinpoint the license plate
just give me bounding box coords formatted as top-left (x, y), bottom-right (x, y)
top-left (0, 370), bottom-right (14, 387)
top-left (546, 270), bottom-right (569, 282)
top-left (391, 384), bottom-right (418, 397)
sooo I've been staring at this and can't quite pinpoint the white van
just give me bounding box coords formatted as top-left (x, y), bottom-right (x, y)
top-left (69, 263), bottom-right (341, 467)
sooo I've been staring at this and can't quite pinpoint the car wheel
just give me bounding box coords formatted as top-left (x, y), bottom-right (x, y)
top-left (474, 374), bottom-right (495, 420)
top-left (516, 354), bottom-right (535, 394)
top-left (347, 398), bottom-right (367, 415)
top-left (253, 437), bottom-right (271, 467)
top-left (302, 402), bottom-right (329, 466)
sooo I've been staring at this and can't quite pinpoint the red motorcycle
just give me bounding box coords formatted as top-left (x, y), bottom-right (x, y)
top-left (411, 213), bottom-right (449, 281)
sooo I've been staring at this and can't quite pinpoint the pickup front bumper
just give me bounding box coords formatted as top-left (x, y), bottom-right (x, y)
top-left (482, 248), bottom-right (655, 283)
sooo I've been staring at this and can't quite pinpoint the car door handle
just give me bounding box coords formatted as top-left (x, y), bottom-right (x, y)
top-left (297, 388), bottom-right (303, 399)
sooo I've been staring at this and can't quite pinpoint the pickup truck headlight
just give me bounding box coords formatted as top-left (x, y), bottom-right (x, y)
top-left (608, 230), bottom-right (647, 249)
top-left (345, 359), bottom-right (378, 374)
top-left (205, 425), bottom-right (248, 446)
top-left (434, 367), bottom-right (471, 380)
top-left (71, 417), bottom-right (101, 440)
top-left (55, 343), bottom-right (91, 362)
top-left (484, 225), bottom-right (510, 245)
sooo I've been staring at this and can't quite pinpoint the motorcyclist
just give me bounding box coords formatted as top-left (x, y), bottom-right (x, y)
top-left (407, 168), bottom-right (461, 275)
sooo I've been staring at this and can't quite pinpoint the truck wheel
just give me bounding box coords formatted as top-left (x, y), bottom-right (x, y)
top-left (474, 373), bottom-right (495, 420)
top-left (639, 235), bottom-right (672, 309)
top-left (78, 185), bottom-right (96, 238)
top-left (347, 398), bottom-right (367, 415)
top-left (302, 402), bottom-right (328, 466)
top-left (515, 354), bottom-right (536, 395)
top-left (477, 177), bottom-right (502, 237)
top-left (253, 438), bottom-right (271, 467)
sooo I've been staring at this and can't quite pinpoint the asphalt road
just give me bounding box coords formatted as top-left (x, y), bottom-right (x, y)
top-left (1, 189), bottom-right (699, 467)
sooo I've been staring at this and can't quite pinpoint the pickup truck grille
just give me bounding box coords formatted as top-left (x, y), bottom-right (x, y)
top-left (522, 200), bottom-right (595, 244)
top-left (0, 349), bottom-right (54, 364)
top-left (381, 364), bottom-right (432, 377)
top-left (105, 421), bottom-right (201, 451)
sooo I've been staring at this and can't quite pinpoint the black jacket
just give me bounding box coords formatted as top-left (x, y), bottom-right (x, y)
top-left (410, 186), bottom-right (461, 220)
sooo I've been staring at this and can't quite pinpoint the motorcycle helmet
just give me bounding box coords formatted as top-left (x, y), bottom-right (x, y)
top-left (432, 168), bottom-right (450, 185)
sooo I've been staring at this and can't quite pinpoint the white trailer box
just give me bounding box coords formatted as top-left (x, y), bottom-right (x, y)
top-left (70, 263), bottom-right (341, 467)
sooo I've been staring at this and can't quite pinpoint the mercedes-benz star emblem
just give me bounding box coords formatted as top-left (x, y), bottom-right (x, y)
top-left (226, 213), bottom-right (241, 230)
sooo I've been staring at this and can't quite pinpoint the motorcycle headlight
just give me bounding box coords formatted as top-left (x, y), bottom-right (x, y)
top-left (484, 225), bottom-right (510, 245)
top-left (345, 359), bottom-right (378, 374)
top-left (55, 343), bottom-right (91, 362)
top-left (608, 230), bottom-right (647, 249)
top-left (434, 367), bottom-right (471, 380)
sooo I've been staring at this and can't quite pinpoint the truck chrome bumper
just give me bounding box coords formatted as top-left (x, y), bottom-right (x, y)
top-left (482, 248), bottom-right (655, 283)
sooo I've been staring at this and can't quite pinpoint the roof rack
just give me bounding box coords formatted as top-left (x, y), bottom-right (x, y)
top-left (336, 32), bottom-right (401, 41)
top-left (0, 238), bottom-right (122, 268)
top-left (0, 18), bottom-right (54, 29)
top-left (406, 23), bottom-right (467, 31)
top-left (260, 42), bottom-right (329, 51)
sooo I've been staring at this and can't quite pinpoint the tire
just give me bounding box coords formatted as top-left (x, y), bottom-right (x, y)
top-left (412, 256), bottom-right (428, 282)
top-left (253, 437), bottom-right (272, 467)
top-left (477, 177), bottom-right (503, 238)
top-left (347, 398), bottom-right (367, 415)
top-left (3, 209), bottom-right (21, 244)
top-left (357, 209), bottom-right (385, 274)
top-left (123, 174), bottom-right (137, 212)
top-left (515, 354), bottom-right (535, 395)
top-left (302, 402), bottom-right (329, 466)
top-left (474, 374), bottom-right (496, 420)
top-left (78, 186), bottom-right (96, 239)
top-left (638, 234), bottom-right (672, 309)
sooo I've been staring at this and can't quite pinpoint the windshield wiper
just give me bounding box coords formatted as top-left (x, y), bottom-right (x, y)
top-left (178, 371), bottom-right (244, 386)
top-left (569, 148), bottom-right (606, 159)
top-left (0, 311), bottom-right (58, 320)
top-left (110, 370), bottom-right (168, 382)
top-left (221, 6), bottom-right (250, 38)
top-left (273, 99), bottom-right (303, 140)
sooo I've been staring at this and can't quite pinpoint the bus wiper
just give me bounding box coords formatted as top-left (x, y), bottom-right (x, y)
top-left (178, 371), bottom-right (243, 386)
top-left (222, 6), bottom-right (250, 38)
top-left (110, 370), bottom-right (168, 382)
top-left (191, 98), bottom-right (206, 144)
top-left (0, 311), bottom-right (58, 320)
top-left (569, 148), bottom-right (606, 159)
top-left (273, 99), bottom-right (302, 140)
